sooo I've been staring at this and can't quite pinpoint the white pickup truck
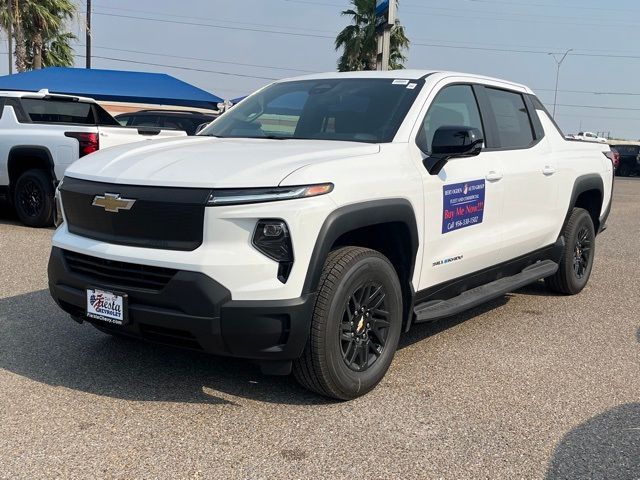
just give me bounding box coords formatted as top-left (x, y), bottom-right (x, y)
top-left (0, 90), bottom-right (185, 226)
top-left (49, 71), bottom-right (614, 399)
top-left (572, 131), bottom-right (608, 143)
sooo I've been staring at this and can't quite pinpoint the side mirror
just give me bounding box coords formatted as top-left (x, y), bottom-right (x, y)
top-left (421, 126), bottom-right (484, 175)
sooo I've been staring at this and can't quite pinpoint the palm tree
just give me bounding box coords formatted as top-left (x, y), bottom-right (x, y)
top-left (1, 0), bottom-right (76, 71)
top-left (335, 0), bottom-right (409, 71)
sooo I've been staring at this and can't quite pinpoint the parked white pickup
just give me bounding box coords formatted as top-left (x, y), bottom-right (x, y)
top-left (50, 71), bottom-right (614, 399)
top-left (0, 90), bottom-right (185, 226)
top-left (571, 131), bottom-right (608, 143)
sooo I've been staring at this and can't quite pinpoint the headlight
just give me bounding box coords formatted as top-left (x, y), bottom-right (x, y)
top-left (252, 219), bottom-right (294, 283)
top-left (207, 183), bottom-right (333, 206)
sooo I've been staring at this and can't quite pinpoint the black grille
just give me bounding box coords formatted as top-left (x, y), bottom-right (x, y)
top-left (60, 177), bottom-right (210, 251)
top-left (63, 249), bottom-right (177, 291)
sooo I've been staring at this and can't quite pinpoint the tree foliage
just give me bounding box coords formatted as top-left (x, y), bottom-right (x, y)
top-left (1, 0), bottom-right (76, 71)
top-left (335, 0), bottom-right (409, 71)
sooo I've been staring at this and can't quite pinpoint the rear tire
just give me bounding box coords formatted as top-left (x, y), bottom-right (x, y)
top-left (545, 208), bottom-right (596, 295)
top-left (293, 247), bottom-right (403, 400)
top-left (12, 169), bottom-right (55, 227)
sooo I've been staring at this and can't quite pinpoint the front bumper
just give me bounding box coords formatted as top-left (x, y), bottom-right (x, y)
top-left (48, 247), bottom-right (315, 361)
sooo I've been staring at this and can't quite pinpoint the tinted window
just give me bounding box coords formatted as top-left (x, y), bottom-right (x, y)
top-left (612, 145), bottom-right (639, 155)
top-left (202, 78), bottom-right (423, 143)
top-left (419, 85), bottom-right (484, 153)
top-left (116, 115), bottom-right (131, 126)
top-left (130, 115), bottom-right (159, 127)
top-left (160, 116), bottom-right (199, 135)
top-left (21, 98), bottom-right (95, 124)
top-left (486, 88), bottom-right (534, 148)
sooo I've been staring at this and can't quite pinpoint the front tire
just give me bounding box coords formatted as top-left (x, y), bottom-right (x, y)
top-left (293, 247), bottom-right (403, 400)
top-left (13, 169), bottom-right (55, 227)
top-left (545, 208), bottom-right (596, 295)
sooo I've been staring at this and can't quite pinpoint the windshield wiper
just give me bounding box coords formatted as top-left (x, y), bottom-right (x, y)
top-left (260, 135), bottom-right (291, 140)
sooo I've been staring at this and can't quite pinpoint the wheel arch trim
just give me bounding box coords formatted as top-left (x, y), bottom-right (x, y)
top-left (8, 145), bottom-right (57, 186)
top-left (301, 198), bottom-right (419, 295)
top-left (563, 173), bottom-right (604, 233)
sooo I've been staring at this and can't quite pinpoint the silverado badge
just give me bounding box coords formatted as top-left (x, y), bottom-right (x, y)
top-left (92, 193), bottom-right (136, 213)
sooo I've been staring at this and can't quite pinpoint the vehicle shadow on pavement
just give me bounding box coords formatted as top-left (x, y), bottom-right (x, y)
top-left (545, 403), bottom-right (640, 479)
top-left (514, 279), bottom-right (563, 297)
top-left (0, 289), bottom-right (331, 406)
top-left (0, 204), bottom-right (19, 225)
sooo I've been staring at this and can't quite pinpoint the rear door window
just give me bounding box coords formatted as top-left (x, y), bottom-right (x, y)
top-left (20, 98), bottom-right (96, 124)
top-left (485, 88), bottom-right (535, 149)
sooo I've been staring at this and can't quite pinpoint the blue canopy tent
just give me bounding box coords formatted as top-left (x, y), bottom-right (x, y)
top-left (230, 95), bottom-right (247, 105)
top-left (0, 67), bottom-right (223, 109)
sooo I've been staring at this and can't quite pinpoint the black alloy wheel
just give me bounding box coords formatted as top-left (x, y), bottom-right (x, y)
top-left (340, 281), bottom-right (390, 372)
top-left (545, 207), bottom-right (595, 295)
top-left (17, 178), bottom-right (43, 218)
top-left (573, 226), bottom-right (592, 280)
top-left (293, 246), bottom-right (403, 400)
top-left (13, 169), bottom-right (55, 227)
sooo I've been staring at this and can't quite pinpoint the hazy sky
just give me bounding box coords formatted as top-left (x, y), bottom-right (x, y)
top-left (1, 0), bottom-right (639, 139)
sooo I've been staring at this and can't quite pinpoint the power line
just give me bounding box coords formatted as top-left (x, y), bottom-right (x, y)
top-left (92, 12), bottom-right (334, 39)
top-left (89, 45), bottom-right (316, 74)
top-left (553, 103), bottom-right (640, 112)
top-left (283, 0), bottom-right (638, 29)
top-left (534, 88), bottom-right (640, 97)
top-left (88, 7), bottom-right (640, 61)
top-left (77, 54), bottom-right (280, 81)
top-left (90, 4), bottom-right (334, 34)
top-left (461, 0), bottom-right (640, 14)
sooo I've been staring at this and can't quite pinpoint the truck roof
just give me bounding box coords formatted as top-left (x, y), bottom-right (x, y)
top-left (277, 70), bottom-right (533, 94)
top-left (0, 89), bottom-right (97, 103)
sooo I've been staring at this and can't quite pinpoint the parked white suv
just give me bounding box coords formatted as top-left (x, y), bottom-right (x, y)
top-left (48, 71), bottom-right (614, 399)
top-left (0, 90), bottom-right (185, 227)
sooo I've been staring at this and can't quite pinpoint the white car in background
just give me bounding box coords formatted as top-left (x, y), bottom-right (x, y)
top-left (0, 90), bottom-right (186, 227)
top-left (573, 131), bottom-right (608, 143)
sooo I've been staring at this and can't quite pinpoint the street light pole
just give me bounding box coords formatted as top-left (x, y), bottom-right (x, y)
top-left (549, 48), bottom-right (573, 119)
top-left (86, 0), bottom-right (91, 68)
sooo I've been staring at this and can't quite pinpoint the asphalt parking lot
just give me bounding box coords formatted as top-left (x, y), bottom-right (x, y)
top-left (0, 179), bottom-right (638, 480)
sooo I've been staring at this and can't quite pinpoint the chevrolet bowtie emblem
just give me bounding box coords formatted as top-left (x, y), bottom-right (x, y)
top-left (92, 193), bottom-right (136, 213)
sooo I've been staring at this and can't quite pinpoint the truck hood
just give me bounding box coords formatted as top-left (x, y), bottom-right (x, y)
top-left (65, 137), bottom-right (380, 187)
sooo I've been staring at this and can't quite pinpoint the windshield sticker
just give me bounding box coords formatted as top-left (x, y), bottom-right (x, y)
top-left (392, 79), bottom-right (410, 85)
top-left (407, 83), bottom-right (417, 89)
top-left (442, 179), bottom-right (486, 234)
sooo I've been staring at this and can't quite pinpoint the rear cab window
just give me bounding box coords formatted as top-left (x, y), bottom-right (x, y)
top-left (21, 98), bottom-right (96, 124)
top-left (19, 97), bottom-right (120, 126)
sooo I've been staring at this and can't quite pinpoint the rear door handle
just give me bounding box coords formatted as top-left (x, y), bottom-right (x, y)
top-left (486, 171), bottom-right (503, 182)
top-left (543, 165), bottom-right (556, 176)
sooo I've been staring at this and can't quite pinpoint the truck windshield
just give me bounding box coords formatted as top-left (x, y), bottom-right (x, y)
top-left (201, 78), bottom-right (423, 143)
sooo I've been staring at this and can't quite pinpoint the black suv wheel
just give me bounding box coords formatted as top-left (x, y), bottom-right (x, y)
top-left (13, 169), bottom-right (55, 227)
top-left (293, 247), bottom-right (402, 400)
top-left (546, 208), bottom-right (596, 295)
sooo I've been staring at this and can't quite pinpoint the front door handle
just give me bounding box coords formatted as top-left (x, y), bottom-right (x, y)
top-left (543, 165), bottom-right (556, 176)
top-left (486, 171), bottom-right (503, 182)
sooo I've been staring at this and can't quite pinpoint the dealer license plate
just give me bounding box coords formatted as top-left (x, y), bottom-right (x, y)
top-left (86, 288), bottom-right (127, 325)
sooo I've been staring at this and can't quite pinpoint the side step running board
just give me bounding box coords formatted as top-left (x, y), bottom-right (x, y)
top-left (413, 260), bottom-right (559, 323)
